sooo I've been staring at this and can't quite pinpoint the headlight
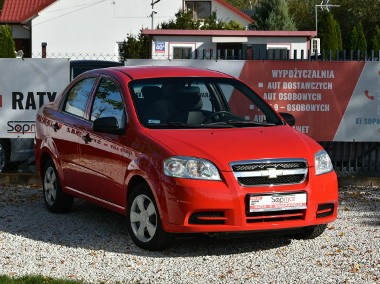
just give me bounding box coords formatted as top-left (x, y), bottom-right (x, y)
top-left (314, 150), bottom-right (333, 175)
top-left (164, 156), bottom-right (221, 180)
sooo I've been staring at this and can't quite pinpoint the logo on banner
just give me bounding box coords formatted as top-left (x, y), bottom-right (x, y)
top-left (7, 121), bottom-right (36, 135)
top-left (155, 42), bottom-right (165, 53)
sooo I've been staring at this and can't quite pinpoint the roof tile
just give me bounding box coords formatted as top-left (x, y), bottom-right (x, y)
top-left (0, 0), bottom-right (56, 23)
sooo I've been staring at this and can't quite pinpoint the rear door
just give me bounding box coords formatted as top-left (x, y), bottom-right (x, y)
top-left (53, 77), bottom-right (97, 191)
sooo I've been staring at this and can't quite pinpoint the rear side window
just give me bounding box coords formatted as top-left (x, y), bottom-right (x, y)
top-left (90, 78), bottom-right (125, 129)
top-left (63, 77), bottom-right (96, 117)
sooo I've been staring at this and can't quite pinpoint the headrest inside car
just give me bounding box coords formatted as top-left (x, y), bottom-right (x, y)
top-left (141, 86), bottom-right (163, 103)
top-left (176, 87), bottom-right (203, 111)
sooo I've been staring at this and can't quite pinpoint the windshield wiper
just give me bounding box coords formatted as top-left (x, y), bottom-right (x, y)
top-left (225, 120), bottom-right (276, 127)
top-left (147, 122), bottom-right (194, 128)
top-left (147, 120), bottom-right (274, 129)
top-left (147, 122), bottom-right (233, 129)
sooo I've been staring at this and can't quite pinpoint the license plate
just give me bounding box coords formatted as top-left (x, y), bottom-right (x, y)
top-left (249, 193), bottom-right (307, 212)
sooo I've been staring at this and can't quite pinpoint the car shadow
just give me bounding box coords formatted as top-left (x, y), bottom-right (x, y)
top-left (338, 186), bottom-right (380, 227)
top-left (0, 186), bottom-right (292, 257)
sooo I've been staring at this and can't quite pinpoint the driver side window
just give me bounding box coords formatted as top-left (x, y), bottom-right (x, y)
top-left (90, 78), bottom-right (126, 129)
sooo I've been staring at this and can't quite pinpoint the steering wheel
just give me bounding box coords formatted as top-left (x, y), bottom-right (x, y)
top-left (203, 111), bottom-right (232, 123)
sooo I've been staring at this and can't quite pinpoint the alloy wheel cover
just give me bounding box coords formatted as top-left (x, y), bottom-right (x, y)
top-left (44, 167), bottom-right (57, 206)
top-left (130, 194), bottom-right (158, 242)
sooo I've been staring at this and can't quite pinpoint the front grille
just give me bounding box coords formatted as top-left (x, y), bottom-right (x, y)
top-left (246, 209), bottom-right (306, 223)
top-left (232, 161), bottom-right (306, 172)
top-left (230, 159), bottom-right (308, 186)
top-left (238, 174), bottom-right (305, 185)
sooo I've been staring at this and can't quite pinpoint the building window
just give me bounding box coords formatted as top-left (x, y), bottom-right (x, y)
top-left (217, 43), bottom-right (242, 60)
top-left (185, 1), bottom-right (211, 20)
top-left (268, 48), bottom-right (288, 60)
top-left (173, 47), bottom-right (192, 59)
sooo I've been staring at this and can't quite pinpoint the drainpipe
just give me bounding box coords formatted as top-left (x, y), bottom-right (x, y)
top-left (41, 42), bottom-right (47, 58)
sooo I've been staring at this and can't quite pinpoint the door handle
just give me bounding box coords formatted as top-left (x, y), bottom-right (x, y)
top-left (52, 122), bottom-right (60, 132)
top-left (81, 133), bottom-right (92, 144)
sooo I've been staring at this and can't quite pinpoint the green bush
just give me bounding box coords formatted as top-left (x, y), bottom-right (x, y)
top-left (0, 25), bottom-right (16, 58)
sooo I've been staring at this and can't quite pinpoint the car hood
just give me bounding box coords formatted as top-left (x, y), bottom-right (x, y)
top-left (145, 126), bottom-right (321, 172)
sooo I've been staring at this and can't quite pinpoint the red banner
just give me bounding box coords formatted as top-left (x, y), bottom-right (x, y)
top-left (239, 61), bottom-right (366, 141)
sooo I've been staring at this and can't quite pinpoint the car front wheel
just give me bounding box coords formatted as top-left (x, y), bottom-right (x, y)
top-left (126, 183), bottom-right (171, 251)
top-left (42, 160), bottom-right (73, 213)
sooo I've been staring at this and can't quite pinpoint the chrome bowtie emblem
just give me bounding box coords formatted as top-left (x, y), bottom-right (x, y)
top-left (265, 168), bottom-right (283, 178)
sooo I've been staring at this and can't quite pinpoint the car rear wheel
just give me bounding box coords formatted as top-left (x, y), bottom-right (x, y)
top-left (42, 160), bottom-right (73, 213)
top-left (0, 140), bottom-right (10, 173)
top-left (297, 224), bottom-right (327, 239)
top-left (126, 183), bottom-right (171, 251)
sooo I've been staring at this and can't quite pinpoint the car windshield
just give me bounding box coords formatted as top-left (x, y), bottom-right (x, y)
top-left (129, 77), bottom-right (283, 129)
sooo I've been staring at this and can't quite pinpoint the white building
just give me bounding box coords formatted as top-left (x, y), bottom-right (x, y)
top-left (30, 0), bottom-right (252, 60)
top-left (1, 0), bottom-right (317, 61)
top-left (143, 29), bottom-right (318, 60)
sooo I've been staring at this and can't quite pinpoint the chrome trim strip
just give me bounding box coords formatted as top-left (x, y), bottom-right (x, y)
top-left (234, 168), bottom-right (308, 178)
top-left (230, 158), bottom-right (308, 167)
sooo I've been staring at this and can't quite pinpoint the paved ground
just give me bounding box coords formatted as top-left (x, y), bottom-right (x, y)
top-left (0, 184), bottom-right (379, 283)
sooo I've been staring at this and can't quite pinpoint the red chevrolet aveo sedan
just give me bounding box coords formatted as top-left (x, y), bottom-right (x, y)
top-left (34, 66), bottom-right (338, 250)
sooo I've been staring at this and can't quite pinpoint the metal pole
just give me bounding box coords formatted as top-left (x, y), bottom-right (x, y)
top-left (151, 0), bottom-right (154, 29)
top-left (150, 0), bottom-right (161, 29)
top-left (315, 5), bottom-right (318, 33)
top-left (315, 1), bottom-right (340, 35)
top-left (151, 11), bottom-right (154, 29)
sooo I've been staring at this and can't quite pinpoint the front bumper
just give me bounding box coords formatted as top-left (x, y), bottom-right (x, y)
top-left (160, 170), bottom-right (338, 233)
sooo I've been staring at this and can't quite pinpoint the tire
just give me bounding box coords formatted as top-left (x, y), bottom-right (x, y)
top-left (126, 183), bottom-right (171, 251)
top-left (0, 140), bottom-right (10, 173)
top-left (42, 160), bottom-right (73, 213)
top-left (296, 224), bottom-right (328, 239)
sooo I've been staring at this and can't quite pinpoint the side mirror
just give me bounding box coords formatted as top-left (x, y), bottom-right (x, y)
top-left (93, 117), bottom-right (121, 135)
top-left (279, 112), bottom-right (296, 126)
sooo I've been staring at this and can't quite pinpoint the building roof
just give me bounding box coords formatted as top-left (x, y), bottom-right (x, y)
top-left (0, 0), bottom-right (251, 25)
top-left (143, 29), bottom-right (317, 38)
top-left (0, 0), bottom-right (56, 23)
top-left (215, 0), bottom-right (253, 23)
top-left (241, 9), bottom-right (254, 18)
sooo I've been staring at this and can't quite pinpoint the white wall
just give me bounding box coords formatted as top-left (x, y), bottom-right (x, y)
top-left (31, 0), bottom-right (251, 60)
top-left (32, 0), bottom-right (182, 59)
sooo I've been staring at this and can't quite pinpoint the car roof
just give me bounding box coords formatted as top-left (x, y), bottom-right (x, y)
top-left (103, 65), bottom-right (233, 80)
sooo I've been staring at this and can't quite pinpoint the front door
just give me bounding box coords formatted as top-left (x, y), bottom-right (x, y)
top-left (78, 77), bottom-right (128, 208)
